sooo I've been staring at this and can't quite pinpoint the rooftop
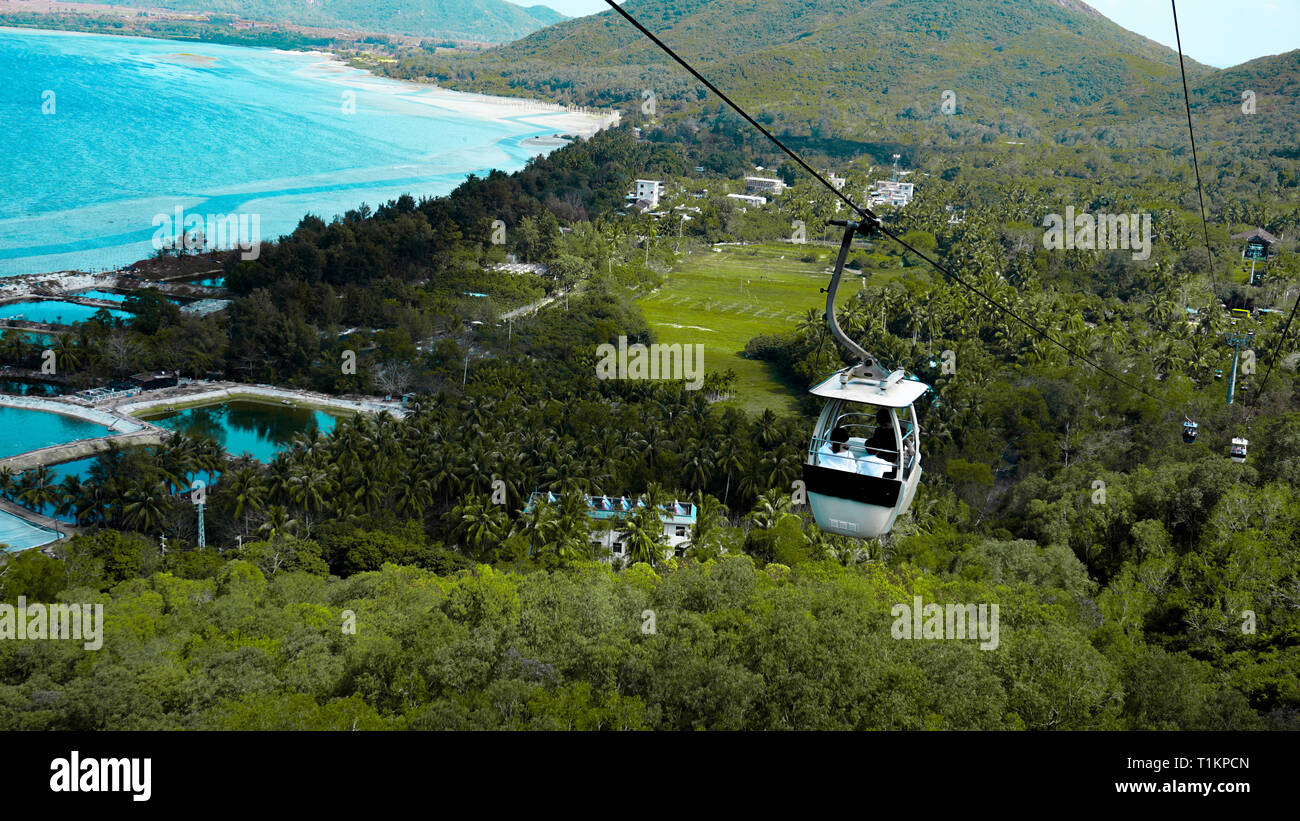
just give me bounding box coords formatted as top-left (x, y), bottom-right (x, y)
top-left (1230, 227), bottom-right (1279, 244)
top-left (525, 492), bottom-right (697, 524)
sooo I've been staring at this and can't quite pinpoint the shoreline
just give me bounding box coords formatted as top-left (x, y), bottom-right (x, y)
top-left (0, 25), bottom-right (619, 280)
top-left (119, 383), bottom-right (407, 419)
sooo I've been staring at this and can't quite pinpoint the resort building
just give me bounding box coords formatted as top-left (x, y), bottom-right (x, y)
top-left (525, 492), bottom-right (697, 563)
top-left (627, 179), bottom-right (664, 209)
top-left (1230, 227), bottom-right (1280, 259)
top-left (868, 179), bottom-right (915, 208)
top-left (129, 371), bottom-right (179, 390)
top-left (726, 193), bottom-right (768, 207)
top-left (744, 176), bottom-right (786, 195)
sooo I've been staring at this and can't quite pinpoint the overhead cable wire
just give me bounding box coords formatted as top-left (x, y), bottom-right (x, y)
top-left (1171, 0), bottom-right (1215, 270)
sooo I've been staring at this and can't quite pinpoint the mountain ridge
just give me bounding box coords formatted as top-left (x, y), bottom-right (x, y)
top-left (73, 0), bottom-right (569, 43)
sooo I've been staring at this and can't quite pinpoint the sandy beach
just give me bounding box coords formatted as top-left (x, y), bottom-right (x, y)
top-left (296, 49), bottom-right (619, 139)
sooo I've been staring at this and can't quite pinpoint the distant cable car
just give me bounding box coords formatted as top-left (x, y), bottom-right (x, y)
top-left (1230, 437), bottom-right (1249, 463)
top-left (1214, 369), bottom-right (1224, 380)
top-left (1182, 420), bottom-right (1199, 443)
top-left (803, 219), bottom-right (930, 539)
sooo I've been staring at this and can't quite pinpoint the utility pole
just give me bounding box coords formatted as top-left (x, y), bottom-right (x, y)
top-left (197, 500), bottom-right (205, 550)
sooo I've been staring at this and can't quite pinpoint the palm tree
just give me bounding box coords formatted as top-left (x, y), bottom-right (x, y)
top-left (257, 504), bottom-right (298, 543)
top-left (223, 465), bottom-right (266, 523)
top-left (73, 480), bottom-right (107, 527)
top-left (394, 477), bottom-right (433, 521)
top-left (288, 466), bottom-right (335, 533)
top-left (747, 489), bottom-right (794, 531)
top-left (714, 438), bottom-right (747, 507)
top-left (53, 334), bottom-right (84, 372)
top-left (622, 505), bottom-right (668, 567)
top-left (18, 466), bottom-right (60, 513)
top-left (0, 466), bottom-right (16, 501)
top-left (517, 497), bottom-right (562, 558)
top-left (121, 481), bottom-right (168, 533)
top-left (641, 482), bottom-right (672, 512)
top-left (684, 492), bottom-right (728, 554)
top-left (450, 493), bottom-right (507, 559)
top-left (55, 475), bottom-right (83, 521)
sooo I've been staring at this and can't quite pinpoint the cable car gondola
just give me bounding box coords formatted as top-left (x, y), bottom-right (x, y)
top-left (803, 219), bottom-right (930, 539)
top-left (1230, 437), bottom-right (1249, 463)
top-left (1182, 419), bottom-right (1199, 443)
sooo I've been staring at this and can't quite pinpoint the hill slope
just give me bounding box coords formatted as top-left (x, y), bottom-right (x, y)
top-left (438, 0), bottom-right (1213, 132)
top-left (77, 0), bottom-right (569, 43)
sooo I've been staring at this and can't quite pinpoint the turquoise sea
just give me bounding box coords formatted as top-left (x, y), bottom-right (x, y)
top-left (0, 27), bottom-right (590, 276)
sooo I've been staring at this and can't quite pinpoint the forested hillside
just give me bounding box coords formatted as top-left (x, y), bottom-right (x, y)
top-left (73, 0), bottom-right (568, 43)
top-left (380, 0), bottom-right (1205, 137)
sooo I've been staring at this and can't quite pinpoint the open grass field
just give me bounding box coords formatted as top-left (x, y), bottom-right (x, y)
top-left (637, 241), bottom-right (868, 414)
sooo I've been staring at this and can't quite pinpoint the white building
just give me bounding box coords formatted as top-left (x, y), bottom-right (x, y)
top-left (745, 176), bottom-right (786, 195)
top-left (627, 179), bottom-right (664, 208)
top-left (868, 179), bottom-right (914, 208)
top-left (525, 492), bottom-right (697, 563)
top-left (828, 173), bottom-right (847, 191)
top-left (727, 193), bottom-right (767, 207)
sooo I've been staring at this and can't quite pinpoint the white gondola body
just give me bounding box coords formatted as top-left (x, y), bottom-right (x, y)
top-left (1230, 437), bottom-right (1249, 463)
top-left (804, 368), bottom-right (929, 539)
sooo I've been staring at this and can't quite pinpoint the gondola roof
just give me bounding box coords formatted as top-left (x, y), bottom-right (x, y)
top-left (809, 369), bottom-right (929, 408)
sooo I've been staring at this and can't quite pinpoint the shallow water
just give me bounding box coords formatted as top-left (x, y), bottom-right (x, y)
top-left (0, 404), bottom-right (114, 459)
top-left (0, 27), bottom-right (592, 275)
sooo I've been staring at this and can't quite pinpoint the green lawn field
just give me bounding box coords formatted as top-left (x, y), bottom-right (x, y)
top-left (638, 242), bottom-right (867, 414)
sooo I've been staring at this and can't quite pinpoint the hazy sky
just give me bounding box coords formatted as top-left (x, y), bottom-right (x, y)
top-left (1086, 0), bottom-right (1297, 68)
top-left (506, 0), bottom-right (1297, 69)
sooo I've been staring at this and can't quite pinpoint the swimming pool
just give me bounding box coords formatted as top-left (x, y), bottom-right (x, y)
top-left (0, 404), bottom-right (115, 459)
top-left (71, 289), bottom-right (129, 302)
top-left (72, 289), bottom-right (181, 305)
top-left (0, 300), bottom-right (132, 324)
top-left (0, 508), bottom-right (62, 552)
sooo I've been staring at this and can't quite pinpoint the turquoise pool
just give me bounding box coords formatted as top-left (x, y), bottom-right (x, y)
top-left (138, 399), bottom-right (341, 463)
top-left (0, 405), bottom-right (114, 459)
top-left (72, 289), bottom-right (182, 305)
top-left (0, 300), bottom-right (132, 324)
top-left (0, 509), bottom-right (62, 552)
top-left (72, 288), bottom-right (129, 302)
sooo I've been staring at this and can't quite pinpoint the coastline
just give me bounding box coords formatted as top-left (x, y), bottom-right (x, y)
top-left (0, 26), bottom-right (619, 279)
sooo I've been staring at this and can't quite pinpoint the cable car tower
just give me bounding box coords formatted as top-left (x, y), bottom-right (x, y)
top-left (803, 219), bottom-right (930, 539)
